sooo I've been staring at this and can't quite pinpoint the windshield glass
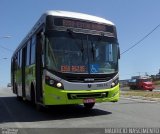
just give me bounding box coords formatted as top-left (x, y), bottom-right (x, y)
top-left (45, 31), bottom-right (118, 74)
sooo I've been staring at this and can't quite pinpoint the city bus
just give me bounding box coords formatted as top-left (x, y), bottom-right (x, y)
top-left (11, 10), bottom-right (120, 109)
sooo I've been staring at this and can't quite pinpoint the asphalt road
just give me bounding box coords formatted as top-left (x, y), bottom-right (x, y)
top-left (0, 87), bottom-right (160, 134)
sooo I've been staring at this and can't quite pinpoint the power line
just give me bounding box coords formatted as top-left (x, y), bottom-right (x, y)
top-left (0, 44), bottom-right (13, 52)
top-left (120, 23), bottom-right (160, 55)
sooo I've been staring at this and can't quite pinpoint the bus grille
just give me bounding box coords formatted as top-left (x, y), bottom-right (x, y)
top-left (67, 92), bottom-right (108, 100)
top-left (66, 76), bottom-right (110, 83)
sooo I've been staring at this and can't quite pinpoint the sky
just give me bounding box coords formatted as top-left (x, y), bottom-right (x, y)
top-left (1, 0), bottom-right (160, 86)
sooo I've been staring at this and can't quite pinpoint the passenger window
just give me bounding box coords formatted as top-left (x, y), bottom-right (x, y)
top-left (26, 41), bottom-right (31, 66)
top-left (31, 36), bottom-right (36, 64)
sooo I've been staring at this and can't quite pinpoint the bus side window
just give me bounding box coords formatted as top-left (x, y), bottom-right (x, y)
top-left (31, 36), bottom-right (36, 64)
top-left (26, 41), bottom-right (31, 66)
top-left (15, 54), bottom-right (18, 70)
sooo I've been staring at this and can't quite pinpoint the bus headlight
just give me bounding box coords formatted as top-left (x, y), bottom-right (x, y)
top-left (57, 83), bottom-right (62, 88)
top-left (111, 82), bottom-right (116, 87)
top-left (45, 76), bottom-right (64, 89)
top-left (111, 78), bottom-right (119, 88)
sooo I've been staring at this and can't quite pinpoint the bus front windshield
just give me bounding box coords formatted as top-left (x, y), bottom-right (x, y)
top-left (45, 31), bottom-right (118, 74)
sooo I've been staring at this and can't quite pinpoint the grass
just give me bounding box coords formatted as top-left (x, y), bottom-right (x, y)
top-left (153, 80), bottom-right (160, 86)
top-left (121, 90), bottom-right (160, 98)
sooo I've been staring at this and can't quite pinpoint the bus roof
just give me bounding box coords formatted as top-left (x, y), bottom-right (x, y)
top-left (45, 10), bottom-right (114, 25)
top-left (12, 10), bottom-right (115, 57)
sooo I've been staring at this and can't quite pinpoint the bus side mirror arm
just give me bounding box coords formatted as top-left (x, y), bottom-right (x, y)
top-left (118, 46), bottom-right (120, 59)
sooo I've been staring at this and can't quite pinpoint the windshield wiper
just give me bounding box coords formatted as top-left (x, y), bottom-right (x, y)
top-left (91, 41), bottom-right (96, 61)
top-left (67, 29), bottom-right (85, 61)
top-left (81, 38), bottom-right (84, 61)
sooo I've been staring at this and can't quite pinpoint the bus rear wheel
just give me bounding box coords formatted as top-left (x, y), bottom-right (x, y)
top-left (84, 103), bottom-right (95, 109)
top-left (15, 84), bottom-right (23, 101)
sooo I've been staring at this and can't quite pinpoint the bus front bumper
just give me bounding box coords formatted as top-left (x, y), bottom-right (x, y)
top-left (43, 84), bottom-right (119, 105)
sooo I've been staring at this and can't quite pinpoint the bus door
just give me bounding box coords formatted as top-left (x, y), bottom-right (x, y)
top-left (35, 32), bottom-right (43, 103)
top-left (22, 47), bottom-right (26, 98)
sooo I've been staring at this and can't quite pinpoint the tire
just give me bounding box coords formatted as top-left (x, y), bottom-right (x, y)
top-left (16, 95), bottom-right (23, 101)
top-left (84, 103), bottom-right (95, 109)
top-left (15, 84), bottom-right (23, 101)
top-left (36, 103), bottom-right (46, 112)
top-left (31, 88), bottom-right (36, 105)
top-left (30, 86), bottom-right (45, 111)
top-left (14, 83), bottom-right (18, 94)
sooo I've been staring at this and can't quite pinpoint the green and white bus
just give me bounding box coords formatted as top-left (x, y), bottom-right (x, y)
top-left (11, 10), bottom-right (120, 109)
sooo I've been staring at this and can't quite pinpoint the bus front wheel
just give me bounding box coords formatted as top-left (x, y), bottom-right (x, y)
top-left (84, 103), bottom-right (95, 109)
top-left (31, 88), bottom-right (36, 105)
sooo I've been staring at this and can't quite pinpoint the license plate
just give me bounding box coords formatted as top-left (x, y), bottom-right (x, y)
top-left (83, 98), bottom-right (95, 103)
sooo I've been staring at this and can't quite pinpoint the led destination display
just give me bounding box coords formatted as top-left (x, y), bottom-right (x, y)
top-left (54, 18), bottom-right (114, 33)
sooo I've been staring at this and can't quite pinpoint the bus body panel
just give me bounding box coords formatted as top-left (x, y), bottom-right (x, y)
top-left (43, 84), bottom-right (119, 105)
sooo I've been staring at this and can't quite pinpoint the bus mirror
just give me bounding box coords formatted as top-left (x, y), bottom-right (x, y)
top-left (41, 32), bottom-right (44, 36)
top-left (40, 32), bottom-right (45, 45)
top-left (41, 32), bottom-right (45, 39)
top-left (118, 46), bottom-right (120, 59)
